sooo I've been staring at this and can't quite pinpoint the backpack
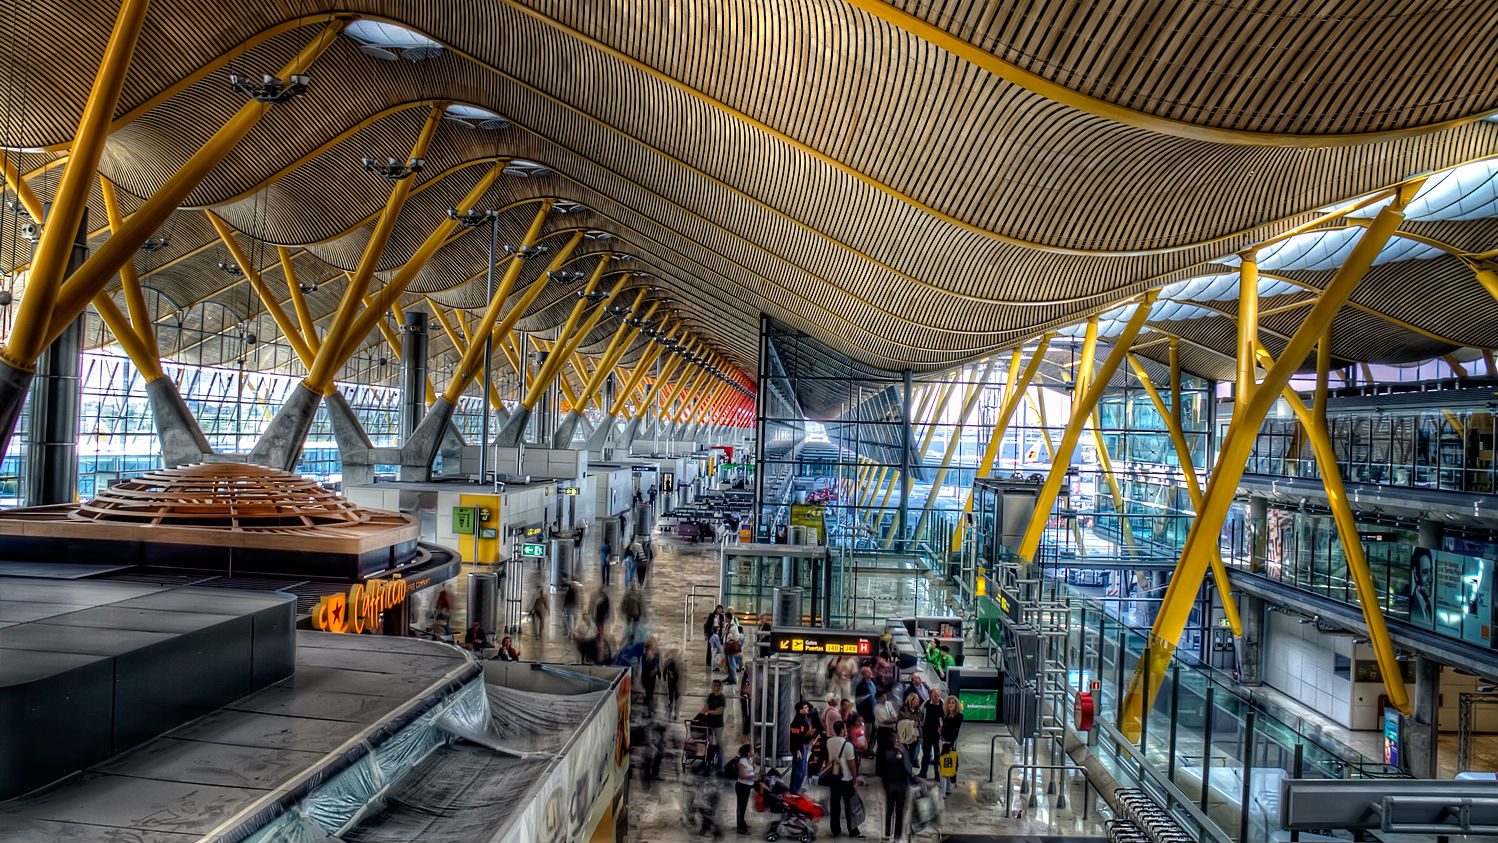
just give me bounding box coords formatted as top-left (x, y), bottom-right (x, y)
top-left (722, 755), bottom-right (740, 780)
top-left (897, 717), bottom-right (920, 746)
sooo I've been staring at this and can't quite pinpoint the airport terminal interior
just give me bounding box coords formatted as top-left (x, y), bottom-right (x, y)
top-left (1, 2), bottom-right (1498, 842)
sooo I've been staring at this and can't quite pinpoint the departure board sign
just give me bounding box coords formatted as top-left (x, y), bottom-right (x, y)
top-left (770, 627), bottom-right (876, 657)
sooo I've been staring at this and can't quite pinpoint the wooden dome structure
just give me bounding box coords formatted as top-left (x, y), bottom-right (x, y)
top-left (70, 462), bottom-right (372, 531)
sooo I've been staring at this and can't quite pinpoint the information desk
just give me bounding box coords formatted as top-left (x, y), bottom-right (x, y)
top-left (770, 626), bottom-right (877, 656)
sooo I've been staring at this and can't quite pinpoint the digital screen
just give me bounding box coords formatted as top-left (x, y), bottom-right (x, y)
top-left (770, 628), bottom-right (874, 656)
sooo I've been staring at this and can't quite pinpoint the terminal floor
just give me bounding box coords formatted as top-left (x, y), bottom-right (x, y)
top-left (448, 520), bottom-right (1112, 841)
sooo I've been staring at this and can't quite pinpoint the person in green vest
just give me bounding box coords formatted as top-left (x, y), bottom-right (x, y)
top-left (923, 640), bottom-right (955, 680)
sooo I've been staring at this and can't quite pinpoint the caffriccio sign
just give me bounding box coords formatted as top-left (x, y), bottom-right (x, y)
top-left (311, 578), bottom-right (409, 634)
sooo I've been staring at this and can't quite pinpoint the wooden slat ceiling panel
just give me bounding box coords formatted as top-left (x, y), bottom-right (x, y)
top-left (11, 0), bottom-right (1498, 394)
top-left (882, 0), bottom-right (1498, 134)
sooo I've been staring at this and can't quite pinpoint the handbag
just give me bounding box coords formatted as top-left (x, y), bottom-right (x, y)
top-left (848, 791), bottom-right (866, 828)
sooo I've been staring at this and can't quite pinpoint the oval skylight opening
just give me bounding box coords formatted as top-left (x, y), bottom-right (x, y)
top-left (345, 21), bottom-right (443, 61)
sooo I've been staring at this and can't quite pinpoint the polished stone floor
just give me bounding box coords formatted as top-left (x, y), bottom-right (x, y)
top-left (439, 510), bottom-right (1112, 842)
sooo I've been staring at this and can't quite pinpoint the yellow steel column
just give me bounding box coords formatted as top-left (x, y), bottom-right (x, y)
top-left (1250, 341), bottom-right (1409, 713)
top-left (309, 104), bottom-right (445, 391)
top-left (42, 21), bottom-right (347, 351)
top-left (1027, 388), bottom-right (1091, 558)
top-left (279, 246), bottom-right (319, 352)
top-left (1127, 354), bottom-right (1243, 636)
top-left (326, 162), bottom-right (506, 368)
top-left (1120, 184), bottom-right (1422, 738)
top-left (574, 294), bottom-right (654, 406)
top-left (1017, 292), bottom-right (1157, 561)
top-left (90, 295), bottom-right (162, 380)
top-left (100, 178), bottom-right (157, 355)
top-left (912, 358), bottom-right (998, 542)
top-left (607, 323), bottom-right (677, 417)
top-left (443, 230), bottom-right (583, 404)
top-left (206, 212), bottom-right (315, 369)
top-left (5, 0), bottom-right (150, 365)
top-left (1236, 252), bottom-right (1259, 420)
top-left (952, 337), bottom-right (1054, 550)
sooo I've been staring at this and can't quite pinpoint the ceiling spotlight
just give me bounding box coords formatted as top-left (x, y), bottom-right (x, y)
top-left (547, 270), bottom-right (586, 284)
top-left (447, 208), bottom-right (495, 228)
top-left (627, 317), bottom-right (652, 328)
top-left (611, 253), bottom-right (635, 262)
top-left (552, 200), bottom-right (587, 214)
top-left (505, 244), bottom-right (549, 260)
top-left (298, 281), bottom-right (319, 293)
top-left (641, 329), bottom-right (658, 338)
top-left (230, 73), bottom-right (310, 104)
top-left (363, 156), bottom-right (425, 180)
top-left (376, 356), bottom-right (388, 367)
top-left (575, 288), bottom-right (609, 303)
top-left (605, 305), bottom-right (632, 317)
top-left (219, 261), bottom-right (242, 277)
top-left (20, 221), bottom-right (41, 243)
top-left (241, 331), bottom-right (257, 345)
top-left (583, 229), bottom-right (613, 240)
top-left (139, 236), bottom-right (170, 253)
top-left (0, 290), bottom-right (12, 307)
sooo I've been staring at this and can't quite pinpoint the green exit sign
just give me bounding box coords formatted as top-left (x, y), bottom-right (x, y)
top-left (521, 543), bottom-right (546, 558)
top-left (561, 486), bottom-right (580, 496)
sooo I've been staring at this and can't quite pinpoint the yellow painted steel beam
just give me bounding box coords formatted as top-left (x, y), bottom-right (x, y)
top-left (1026, 388), bottom-right (1092, 559)
top-left (5, 0), bottom-right (150, 365)
top-left (310, 103), bottom-right (445, 390)
top-left (1018, 292), bottom-right (1158, 561)
top-left (323, 163), bottom-right (508, 368)
top-left (1442, 354), bottom-right (1468, 378)
top-left (576, 295), bottom-right (656, 407)
top-left (519, 262), bottom-right (618, 410)
top-left (1127, 354), bottom-right (1242, 637)
top-left (1086, 408), bottom-right (1142, 557)
top-left (0, 155), bottom-right (45, 223)
top-left (99, 176), bottom-right (157, 360)
top-left (1120, 184), bottom-right (1422, 740)
top-left (91, 293), bottom-right (162, 381)
top-left (912, 357), bottom-right (997, 541)
top-left (278, 246), bottom-right (319, 353)
top-left (206, 211), bottom-right (315, 370)
top-left (633, 337), bottom-right (693, 419)
top-left (607, 320), bottom-right (678, 417)
top-left (953, 335), bottom-right (1053, 551)
top-left (1237, 253), bottom-right (1259, 420)
top-left (427, 300), bottom-right (467, 355)
top-left (40, 20), bottom-right (347, 354)
top-left (442, 222), bottom-right (576, 405)
top-left (1252, 341), bottom-right (1409, 714)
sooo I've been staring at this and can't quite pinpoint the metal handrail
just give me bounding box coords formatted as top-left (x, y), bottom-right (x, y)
top-left (1002, 763), bottom-right (1092, 819)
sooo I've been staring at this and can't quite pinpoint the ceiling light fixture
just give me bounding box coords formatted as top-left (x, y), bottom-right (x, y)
top-left (229, 73), bottom-right (310, 104)
top-left (363, 156), bottom-right (425, 180)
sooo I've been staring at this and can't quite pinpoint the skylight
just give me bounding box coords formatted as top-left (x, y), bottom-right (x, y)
top-left (344, 21), bottom-right (443, 61)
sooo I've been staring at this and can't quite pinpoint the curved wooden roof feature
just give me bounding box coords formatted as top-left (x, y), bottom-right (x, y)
top-left (0, 0), bottom-right (1493, 398)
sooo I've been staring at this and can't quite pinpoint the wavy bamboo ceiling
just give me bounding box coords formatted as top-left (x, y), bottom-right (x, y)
top-left (0, 0), bottom-right (1495, 403)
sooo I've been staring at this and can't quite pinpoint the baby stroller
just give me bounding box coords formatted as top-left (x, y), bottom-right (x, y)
top-left (756, 773), bottom-right (824, 842)
top-left (680, 716), bottom-right (713, 776)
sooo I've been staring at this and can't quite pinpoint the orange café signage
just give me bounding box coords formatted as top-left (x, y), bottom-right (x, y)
top-left (311, 578), bottom-right (409, 633)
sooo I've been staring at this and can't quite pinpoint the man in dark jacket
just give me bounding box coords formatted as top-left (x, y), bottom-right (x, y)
top-left (919, 690), bottom-right (945, 777)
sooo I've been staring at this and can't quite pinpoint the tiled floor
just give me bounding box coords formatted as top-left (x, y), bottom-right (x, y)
top-left (445, 510), bottom-right (1112, 842)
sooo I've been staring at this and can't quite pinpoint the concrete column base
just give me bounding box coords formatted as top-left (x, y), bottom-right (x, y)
top-left (247, 382), bottom-right (323, 472)
top-left (146, 377), bottom-right (213, 467)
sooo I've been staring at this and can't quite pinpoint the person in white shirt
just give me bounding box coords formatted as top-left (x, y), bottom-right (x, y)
top-left (824, 721), bottom-right (864, 839)
top-left (734, 744), bottom-right (757, 834)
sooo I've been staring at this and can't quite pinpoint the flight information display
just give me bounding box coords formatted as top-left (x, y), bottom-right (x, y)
top-left (770, 627), bottom-right (875, 656)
